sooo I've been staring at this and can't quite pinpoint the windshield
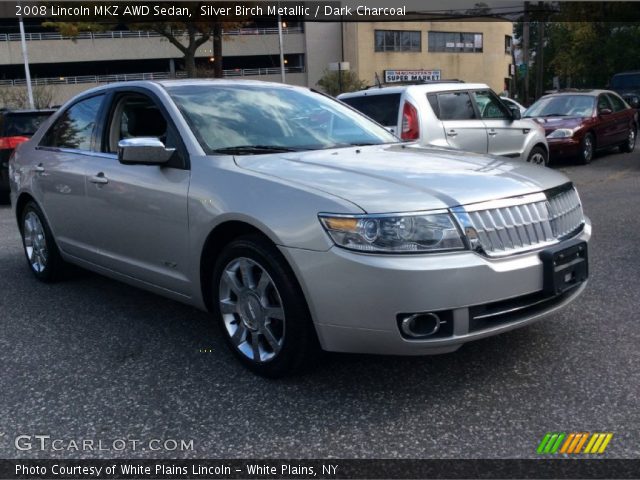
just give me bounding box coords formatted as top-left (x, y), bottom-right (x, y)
top-left (524, 95), bottom-right (595, 118)
top-left (611, 73), bottom-right (640, 90)
top-left (167, 84), bottom-right (399, 154)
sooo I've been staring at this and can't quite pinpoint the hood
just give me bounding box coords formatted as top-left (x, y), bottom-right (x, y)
top-left (234, 144), bottom-right (570, 213)
top-left (529, 116), bottom-right (585, 135)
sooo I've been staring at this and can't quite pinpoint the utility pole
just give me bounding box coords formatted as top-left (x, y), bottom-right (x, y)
top-left (535, 1), bottom-right (545, 99)
top-left (277, 13), bottom-right (285, 83)
top-left (522, 1), bottom-right (530, 105)
top-left (18, 10), bottom-right (34, 109)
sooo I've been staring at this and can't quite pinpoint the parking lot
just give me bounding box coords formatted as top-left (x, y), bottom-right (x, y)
top-left (0, 150), bottom-right (639, 460)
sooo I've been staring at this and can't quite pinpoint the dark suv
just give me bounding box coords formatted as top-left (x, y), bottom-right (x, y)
top-left (0, 109), bottom-right (55, 200)
top-left (610, 72), bottom-right (640, 109)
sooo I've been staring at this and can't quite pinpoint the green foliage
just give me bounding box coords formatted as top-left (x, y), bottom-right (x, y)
top-left (515, 3), bottom-right (640, 95)
top-left (316, 70), bottom-right (367, 97)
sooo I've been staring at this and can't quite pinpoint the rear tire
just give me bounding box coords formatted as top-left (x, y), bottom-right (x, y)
top-left (20, 201), bottom-right (66, 282)
top-left (526, 146), bottom-right (549, 166)
top-left (578, 133), bottom-right (595, 165)
top-left (620, 125), bottom-right (636, 153)
top-left (211, 235), bottom-right (320, 377)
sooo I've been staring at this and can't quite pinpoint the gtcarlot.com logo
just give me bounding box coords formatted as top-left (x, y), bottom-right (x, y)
top-left (537, 432), bottom-right (613, 455)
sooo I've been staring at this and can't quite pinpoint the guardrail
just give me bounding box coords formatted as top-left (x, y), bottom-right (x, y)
top-left (0, 67), bottom-right (306, 86)
top-left (0, 26), bottom-right (304, 42)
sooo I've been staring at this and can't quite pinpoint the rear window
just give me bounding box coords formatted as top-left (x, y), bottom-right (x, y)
top-left (611, 73), bottom-right (640, 90)
top-left (340, 94), bottom-right (401, 127)
top-left (1, 112), bottom-right (52, 137)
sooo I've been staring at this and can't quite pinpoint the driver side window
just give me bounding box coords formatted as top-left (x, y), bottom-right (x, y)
top-left (473, 90), bottom-right (509, 119)
top-left (107, 94), bottom-right (169, 153)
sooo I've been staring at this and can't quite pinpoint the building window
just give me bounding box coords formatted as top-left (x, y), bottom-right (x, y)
top-left (505, 35), bottom-right (512, 54)
top-left (428, 32), bottom-right (483, 53)
top-left (374, 30), bottom-right (421, 52)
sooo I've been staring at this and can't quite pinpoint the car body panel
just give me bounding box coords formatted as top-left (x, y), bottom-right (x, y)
top-left (525, 90), bottom-right (637, 160)
top-left (10, 80), bottom-right (590, 357)
top-left (339, 84), bottom-right (548, 162)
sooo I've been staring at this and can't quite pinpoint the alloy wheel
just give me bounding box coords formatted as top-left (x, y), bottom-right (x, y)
top-left (529, 152), bottom-right (546, 165)
top-left (218, 257), bottom-right (285, 363)
top-left (23, 211), bottom-right (48, 273)
top-left (583, 136), bottom-right (593, 162)
top-left (628, 129), bottom-right (636, 150)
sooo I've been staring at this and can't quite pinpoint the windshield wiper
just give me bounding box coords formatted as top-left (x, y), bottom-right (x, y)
top-left (540, 113), bottom-right (570, 117)
top-left (212, 145), bottom-right (304, 155)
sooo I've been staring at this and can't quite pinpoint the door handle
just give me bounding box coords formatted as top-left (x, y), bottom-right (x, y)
top-left (446, 130), bottom-right (458, 137)
top-left (488, 130), bottom-right (498, 136)
top-left (34, 164), bottom-right (45, 174)
top-left (89, 172), bottom-right (109, 185)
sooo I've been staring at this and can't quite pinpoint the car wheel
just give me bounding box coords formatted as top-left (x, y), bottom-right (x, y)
top-left (579, 133), bottom-right (595, 164)
top-left (20, 201), bottom-right (66, 282)
top-left (620, 125), bottom-right (637, 153)
top-left (526, 146), bottom-right (549, 166)
top-left (211, 235), bottom-right (320, 377)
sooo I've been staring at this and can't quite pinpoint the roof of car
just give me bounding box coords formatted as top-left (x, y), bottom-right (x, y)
top-left (542, 89), bottom-right (614, 97)
top-left (338, 83), bottom-right (490, 98)
top-left (0, 108), bottom-right (56, 114)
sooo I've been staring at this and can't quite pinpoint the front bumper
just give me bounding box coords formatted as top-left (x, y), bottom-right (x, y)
top-left (281, 219), bottom-right (591, 355)
top-left (548, 138), bottom-right (581, 159)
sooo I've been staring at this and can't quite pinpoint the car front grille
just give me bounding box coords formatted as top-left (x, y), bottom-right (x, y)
top-left (452, 184), bottom-right (584, 257)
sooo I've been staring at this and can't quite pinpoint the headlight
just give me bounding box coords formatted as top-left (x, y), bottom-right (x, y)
top-left (318, 212), bottom-right (465, 253)
top-left (546, 128), bottom-right (575, 139)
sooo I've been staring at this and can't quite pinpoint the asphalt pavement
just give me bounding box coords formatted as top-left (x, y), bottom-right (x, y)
top-left (0, 149), bottom-right (639, 459)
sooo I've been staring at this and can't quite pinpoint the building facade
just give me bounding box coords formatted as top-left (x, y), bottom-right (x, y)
top-left (0, 19), bottom-right (512, 107)
top-left (343, 20), bottom-right (513, 93)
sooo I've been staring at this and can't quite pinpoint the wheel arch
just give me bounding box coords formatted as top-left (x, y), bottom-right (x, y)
top-left (14, 192), bottom-right (38, 231)
top-left (199, 220), bottom-right (285, 312)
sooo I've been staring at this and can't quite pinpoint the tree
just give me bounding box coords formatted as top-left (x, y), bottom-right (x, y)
top-left (316, 70), bottom-right (367, 97)
top-left (42, 2), bottom-right (247, 78)
top-left (0, 84), bottom-right (54, 109)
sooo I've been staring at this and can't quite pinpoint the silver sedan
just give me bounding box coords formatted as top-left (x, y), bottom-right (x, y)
top-left (9, 80), bottom-right (591, 377)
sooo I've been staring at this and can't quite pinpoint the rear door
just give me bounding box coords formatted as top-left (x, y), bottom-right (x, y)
top-left (32, 94), bottom-right (106, 258)
top-left (606, 92), bottom-right (632, 144)
top-left (473, 89), bottom-right (525, 158)
top-left (432, 91), bottom-right (488, 153)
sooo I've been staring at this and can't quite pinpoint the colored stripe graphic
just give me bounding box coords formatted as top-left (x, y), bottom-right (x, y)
top-left (537, 433), bottom-right (613, 454)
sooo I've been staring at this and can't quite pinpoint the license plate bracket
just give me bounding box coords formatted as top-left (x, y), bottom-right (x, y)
top-left (540, 241), bottom-right (588, 295)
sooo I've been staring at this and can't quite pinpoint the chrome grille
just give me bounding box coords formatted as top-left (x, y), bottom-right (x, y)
top-left (452, 186), bottom-right (584, 257)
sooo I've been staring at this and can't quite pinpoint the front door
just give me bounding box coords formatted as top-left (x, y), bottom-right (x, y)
top-left (84, 92), bottom-right (192, 295)
top-left (473, 90), bottom-right (526, 158)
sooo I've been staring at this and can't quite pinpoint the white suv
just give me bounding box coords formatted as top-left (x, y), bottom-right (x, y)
top-left (339, 83), bottom-right (549, 165)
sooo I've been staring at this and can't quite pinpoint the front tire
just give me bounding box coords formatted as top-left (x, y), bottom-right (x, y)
top-left (211, 235), bottom-right (320, 377)
top-left (20, 201), bottom-right (66, 282)
top-left (620, 125), bottom-right (637, 153)
top-left (578, 132), bottom-right (595, 164)
top-left (526, 146), bottom-right (549, 166)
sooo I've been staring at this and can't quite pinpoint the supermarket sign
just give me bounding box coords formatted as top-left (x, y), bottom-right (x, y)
top-left (384, 69), bottom-right (441, 83)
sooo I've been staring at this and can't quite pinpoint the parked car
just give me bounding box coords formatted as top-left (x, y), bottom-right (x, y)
top-left (610, 71), bottom-right (640, 109)
top-left (338, 83), bottom-right (549, 165)
top-left (500, 96), bottom-right (527, 115)
top-left (524, 90), bottom-right (637, 164)
top-left (0, 109), bottom-right (55, 200)
top-left (10, 80), bottom-right (590, 377)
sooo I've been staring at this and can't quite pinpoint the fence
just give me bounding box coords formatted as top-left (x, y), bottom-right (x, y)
top-left (0, 67), bottom-right (305, 87)
top-left (0, 26), bottom-right (304, 42)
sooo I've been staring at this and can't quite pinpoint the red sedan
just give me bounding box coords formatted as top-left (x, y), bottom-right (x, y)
top-left (524, 90), bottom-right (637, 164)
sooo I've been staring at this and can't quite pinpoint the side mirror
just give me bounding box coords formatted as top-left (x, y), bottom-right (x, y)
top-left (598, 108), bottom-right (613, 116)
top-left (118, 137), bottom-right (175, 165)
top-left (508, 104), bottom-right (521, 120)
